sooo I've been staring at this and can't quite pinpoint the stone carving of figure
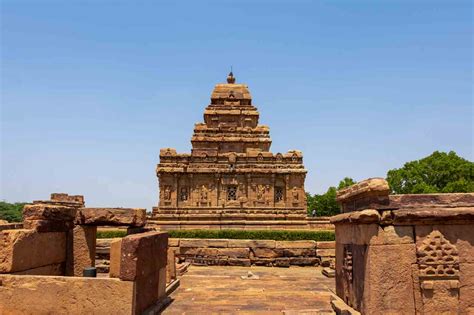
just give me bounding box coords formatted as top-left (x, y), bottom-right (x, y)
top-left (200, 185), bottom-right (208, 201)
top-left (257, 184), bottom-right (266, 200)
top-left (292, 187), bottom-right (299, 201)
top-left (164, 186), bottom-right (171, 200)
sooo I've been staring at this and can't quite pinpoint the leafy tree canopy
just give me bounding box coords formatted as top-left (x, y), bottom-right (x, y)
top-left (387, 151), bottom-right (474, 194)
top-left (307, 177), bottom-right (356, 217)
top-left (0, 201), bottom-right (26, 222)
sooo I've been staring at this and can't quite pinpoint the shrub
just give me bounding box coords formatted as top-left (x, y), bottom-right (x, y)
top-left (167, 229), bottom-right (335, 241)
top-left (96, 230), bottom-right (127, 239)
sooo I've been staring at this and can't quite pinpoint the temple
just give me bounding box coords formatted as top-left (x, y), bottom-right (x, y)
top-left (151, 72), bottom-right (308, 230)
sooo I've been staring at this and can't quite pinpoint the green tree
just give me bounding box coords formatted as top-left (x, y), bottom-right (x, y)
top-left (387, 151), bottom-right (474, 194)
top-left (307, 177), bottom-right (356, 217)
top-left (0, 201), bottom-right (26, 222)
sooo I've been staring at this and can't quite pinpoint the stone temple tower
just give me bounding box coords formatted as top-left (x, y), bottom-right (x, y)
top-left (152, 72), bottom-right (308, 230)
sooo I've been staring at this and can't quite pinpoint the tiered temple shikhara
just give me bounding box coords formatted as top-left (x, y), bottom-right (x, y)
top-left (151, 72), bottom-right (308, 229)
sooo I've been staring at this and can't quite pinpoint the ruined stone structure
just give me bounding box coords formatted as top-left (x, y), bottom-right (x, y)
top-left (330, 178), bottom-right (474, 315)
top-left (0, 193), bottom-right (172, 314)
top-left (152, 73), bottom-right (308, 230)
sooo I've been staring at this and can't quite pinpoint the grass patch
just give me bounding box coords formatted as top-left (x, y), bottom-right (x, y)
top-left (97, 230), bottom-right (127, 239)
top-left (167, 229), bottom-right (335, 241)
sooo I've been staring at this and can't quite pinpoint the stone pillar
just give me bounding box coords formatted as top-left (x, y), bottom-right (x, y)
top-left (66, 225), bottom-right (97, 276)
top-left (285, 174), bottom-right (290, 208)
top-left (173, 174), bottom-right (179, 208)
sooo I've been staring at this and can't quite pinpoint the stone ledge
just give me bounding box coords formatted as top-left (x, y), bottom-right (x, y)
top-left (76, 208), bottom-right (147, 227)
top-left (336, 178), bottom-right (390, 213)
top-left (330, 209), bottom-right (381, 224)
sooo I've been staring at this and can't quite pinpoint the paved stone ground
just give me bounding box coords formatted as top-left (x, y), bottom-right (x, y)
top-left (162, 265), bottom-right (335, 314)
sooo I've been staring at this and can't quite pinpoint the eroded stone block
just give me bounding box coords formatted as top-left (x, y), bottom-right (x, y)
top-left (76, 208), bottom-right (147, 227)
top-left (0, 229), bottom-right (66, 273)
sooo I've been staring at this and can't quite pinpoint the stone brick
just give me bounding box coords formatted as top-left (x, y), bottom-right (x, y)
top-left (316, 249), bottom-right (335, 257)
top-left (179, 238), bottom-right (228, 248)
top-left (166, 248), bottom-right (176, 283)
top-left (235, 239), bottom-right (276, 248)
top-left (179, 247), bottom-right (218, 256)
top-left (0, 229), bottom-right (66, 273)
top-left (228, 258), bottom-right (251, 267)
top-left (251, 258), bottom-right (274, 266)
top-left (76, 208), bottom-right (147, 227)
top-left (22, 204), bottom-right (77, 222)
top-left (459, 262), bottom-right (474, 314)
top-left (252, 247), bottom-right (279, 258)
top-left (168, 238), bottom-right (180, 247)
top-left (316, 241), bottom-right (335, 249)
top-left (275, 240), bottom-right (316, 249)
top-left (216, 247), bottom-right (250, 258)
top-left (289, 257), bottom-right (319, 266)
top-left (369, 225), bottom-right (414, 245)
top-left (274, 258), bottom-right (290, 267)
top-left (276, 248), bottom-right (315, 257)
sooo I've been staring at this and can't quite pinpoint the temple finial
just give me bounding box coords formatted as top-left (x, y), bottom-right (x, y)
top-left (227, 67), bottom-right (235, 84)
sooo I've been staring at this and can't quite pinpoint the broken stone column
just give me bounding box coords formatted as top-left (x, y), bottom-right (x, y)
top-left (330, 178), bottom-right (474, 315)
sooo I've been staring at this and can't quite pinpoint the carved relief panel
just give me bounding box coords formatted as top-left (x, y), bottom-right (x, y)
top-left (416, 230), bottom-right (460, 314)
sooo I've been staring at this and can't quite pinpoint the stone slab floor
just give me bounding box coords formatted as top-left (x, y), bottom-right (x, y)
top-left (162, 265), bottom-right (335, 314)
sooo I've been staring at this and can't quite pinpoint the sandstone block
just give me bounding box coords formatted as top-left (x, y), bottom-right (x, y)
top-left (289, 257), bottom-right (319, 266)
top-left (179, 247), bottom-right (218, 256)
top-left (168, 238), bottom-right (180, 247)
top-left (275, 240), bottom-right (316, 249)
top-left (369, 225), bottom-right (414, 245)
top-left (274, 258), bottom-right (290, 267)
top-left (23, 204), bottom-right (77, 222)
top-left (316, 241), bottom-right (335, 249)
top-left (76, 208), bottom-right (147, 227)
top-left (275, 248), bottom-right (315, 257)
top-left (228, 258), bottom-right (251, 267)
top-left (252, 247), bottom-right (280, 258)
top-left (166, 248), bottom-right (176, 283)
top-left (109, 239), bottom-right (122, 278)
top-left (23, 219), bottom-right (74, 232)
top-left (179, 238), bottom-right (228, 248)
top-left (119, 231), bottom-right (168, 281)
top-left (251, 258), bottom-right (274, 266)
top-left (235, 239), bottom-right (276, 248)
top-left (0, 229), bottom-right (66, 273)
top-left (316, 249), bottom-right (335, 257)
top-left (66, 225), bottom-right (97, 276)
top-left (11, 263), bottom-right (64, 276)
top-left (216, 247), bottom-right (250, 258)
top-left (459, 262), bottom-right (474, 314)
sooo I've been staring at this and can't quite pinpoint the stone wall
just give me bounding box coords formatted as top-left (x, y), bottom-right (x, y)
top-left (331, 178), bottom-right (474, 315)
top-left (169, 238), bottom-right (335, 267)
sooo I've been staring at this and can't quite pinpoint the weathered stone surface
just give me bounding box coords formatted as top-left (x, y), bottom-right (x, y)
top-left (251, 258), bottom-right (275, 266)
top-left (322, 267), bottom-right (335, 278)
top-left (119, 231), bottom-right (168, 281)
top-left (459, 262), bottom-right (474, 314)
top-left (216, 247), bottom-right (250, 258)
top-left (180, 238), bottom-right (228, 248)
top-left (50, 193), bottom-right (85, 206)
top-left (0, 219), bottom-right (9, 225)
top-left (316, 249), bottom-right (335, 257)
top-left (369, 225), bottom-right (414, 245)
top-left (67, 225), bottom-right (96, 276)
top-left (275, 240), bottom-right (316, 249)
top-left (274, 257), bottom-right (290, 267)
top-left (336, 178), bottom-right (390, 212)
top-left (363, 243), bottom-right (417, 314)
top-left (168, 238), bottom-right (180, 247)
top-left (120, 232), bottom-right (168, 313)
top-left (276, 247), bottom-right (316, 257)
top-left (228, 239), bottom-right (276, 248)
top-left (330, 209), bottom-right (381, 224)
top-left (228, 258), bottom-right (251, 266)
top-left (11, 263), bottom-right (64, 276)
top-left (0, 275), bottom-right (134, 314)
top-left (76, 208), bottom-right (147, 227)
top-left (23, 204), bottom-right (77, 222)
top-left (179, 247), bottom-right (218, 256)
top-left (392, 207), bottom-right (474, 225)
top-left (316, 241), bottom-right (335, 249)
top-left (289, 257), bottom-right (319, 266)
top-left (251, 247), bottom-right (279, 258)
top-left (166, 248), bottom-right (176, 283)
top-left (335, 224), bottom-right (379, 245)
top-left (0, 229), bottom-right (66, 273)
top-left (109, 239), bottom-right (122, 278)
top-left (330, 294), bottom-right (361, 315)
top-left (389, 193), bottom-right (474, 209)
top-left (23, 219), bottom-right (74, 232)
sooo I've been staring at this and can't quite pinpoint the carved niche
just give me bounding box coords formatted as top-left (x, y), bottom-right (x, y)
top-left (342, 245), bottom-right (354, 307)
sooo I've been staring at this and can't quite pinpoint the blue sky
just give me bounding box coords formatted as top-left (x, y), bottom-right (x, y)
top-left (1, 1), bottom-right (472, 209)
